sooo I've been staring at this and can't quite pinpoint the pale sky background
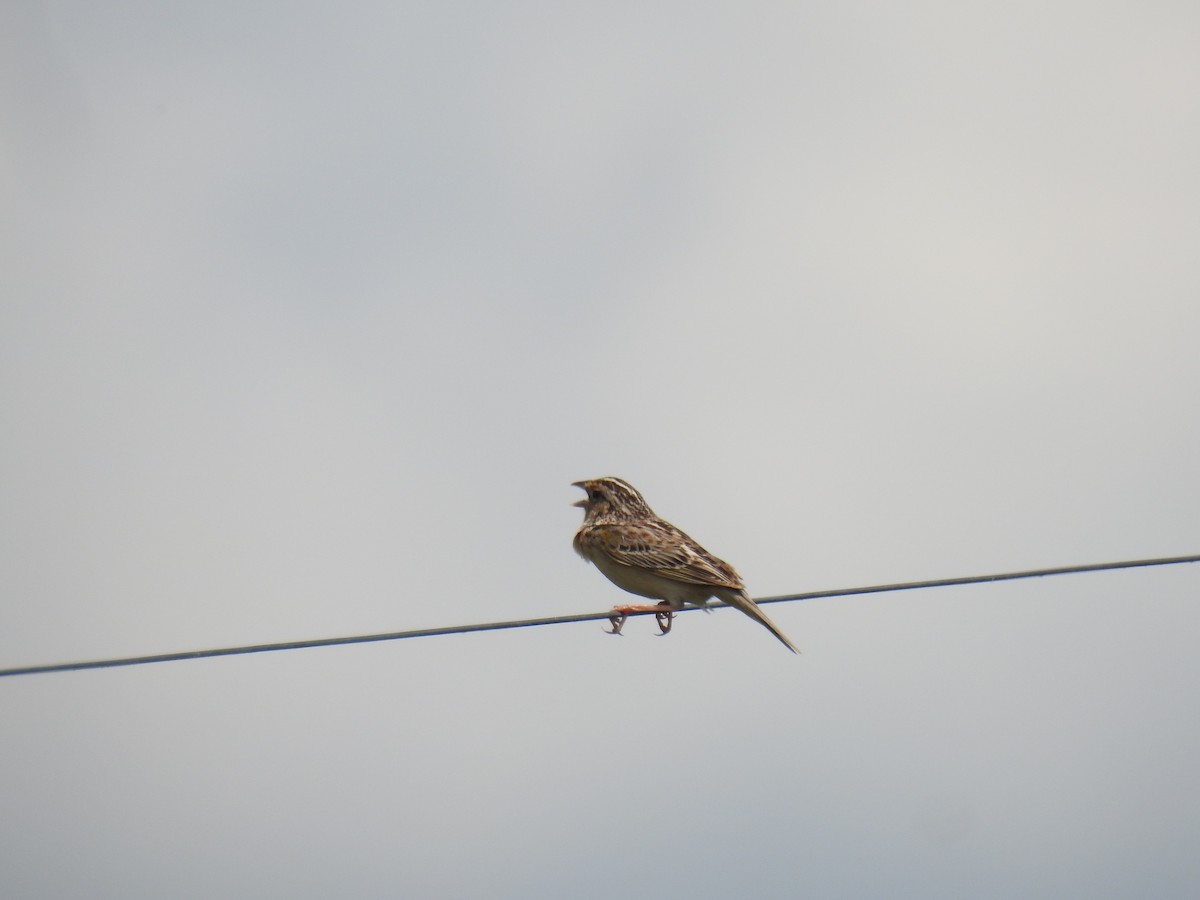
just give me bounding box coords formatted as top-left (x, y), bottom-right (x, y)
top-left (3, 2), bottom-right (1199, 898)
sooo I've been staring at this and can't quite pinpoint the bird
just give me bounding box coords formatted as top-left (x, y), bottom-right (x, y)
top-left (572, 476), bottom-right (798, 653)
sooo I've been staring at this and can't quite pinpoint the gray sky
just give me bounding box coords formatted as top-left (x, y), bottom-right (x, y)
top-left (3, 2), bottom-right (1199, 897)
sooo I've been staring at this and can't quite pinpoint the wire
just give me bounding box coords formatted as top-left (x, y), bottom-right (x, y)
top-left (1, 554), bottom-right (1196, 678)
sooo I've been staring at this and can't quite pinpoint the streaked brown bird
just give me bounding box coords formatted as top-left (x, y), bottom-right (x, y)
top-left (572, 476), bottom-right (798, 653)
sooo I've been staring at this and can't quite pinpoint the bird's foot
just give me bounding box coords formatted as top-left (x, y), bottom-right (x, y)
top-left (654, 609), bottom-right (674, 635)
top-left (606, 611), bottom-right (628, 636)
top-left (606, 603), bottom-right (674, 637)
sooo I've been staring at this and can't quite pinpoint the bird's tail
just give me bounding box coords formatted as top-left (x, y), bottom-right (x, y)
top-left (719, 589), bottom-right (799, 654)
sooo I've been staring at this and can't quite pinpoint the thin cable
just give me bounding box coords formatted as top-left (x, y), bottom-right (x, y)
top-left (1, 554), bottom-right (1196, 678)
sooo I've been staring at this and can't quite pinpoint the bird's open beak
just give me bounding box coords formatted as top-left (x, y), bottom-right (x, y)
top-left (571, 481), bottom-right (589, 508)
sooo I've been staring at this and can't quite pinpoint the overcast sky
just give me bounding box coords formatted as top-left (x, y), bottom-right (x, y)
top-left (3, 2), bottom-right (1199, 898)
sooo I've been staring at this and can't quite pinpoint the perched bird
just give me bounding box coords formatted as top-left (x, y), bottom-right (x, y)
top-left (572, 476), bottom-right (798, 653)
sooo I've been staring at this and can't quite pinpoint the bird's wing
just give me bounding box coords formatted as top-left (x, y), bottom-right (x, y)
top-left (594, 522), bottom-right (745, 590)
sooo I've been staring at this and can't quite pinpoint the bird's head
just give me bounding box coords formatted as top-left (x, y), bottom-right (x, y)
top-left (572, 476), bottom-right (653, 522)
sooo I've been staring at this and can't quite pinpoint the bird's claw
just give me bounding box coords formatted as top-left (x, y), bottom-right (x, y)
top-left (606, 612), bottom-right (627, 636)
top-left (654, 610), bottom-right (674, 635)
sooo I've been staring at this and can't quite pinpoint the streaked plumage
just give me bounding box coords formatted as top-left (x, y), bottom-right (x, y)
top-left (573, 476), bottom-right (798, 653)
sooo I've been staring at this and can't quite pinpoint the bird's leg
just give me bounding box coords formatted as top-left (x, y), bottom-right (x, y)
top-left (606, 602), bottom-right (676, 637)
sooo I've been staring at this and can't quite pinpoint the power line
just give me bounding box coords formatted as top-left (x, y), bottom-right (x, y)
top-left (1, 553), bottom-right (1196, 679)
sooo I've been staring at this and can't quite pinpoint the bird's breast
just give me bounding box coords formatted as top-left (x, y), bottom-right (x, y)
top-left (590, 547), bottom-right (711, 605)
